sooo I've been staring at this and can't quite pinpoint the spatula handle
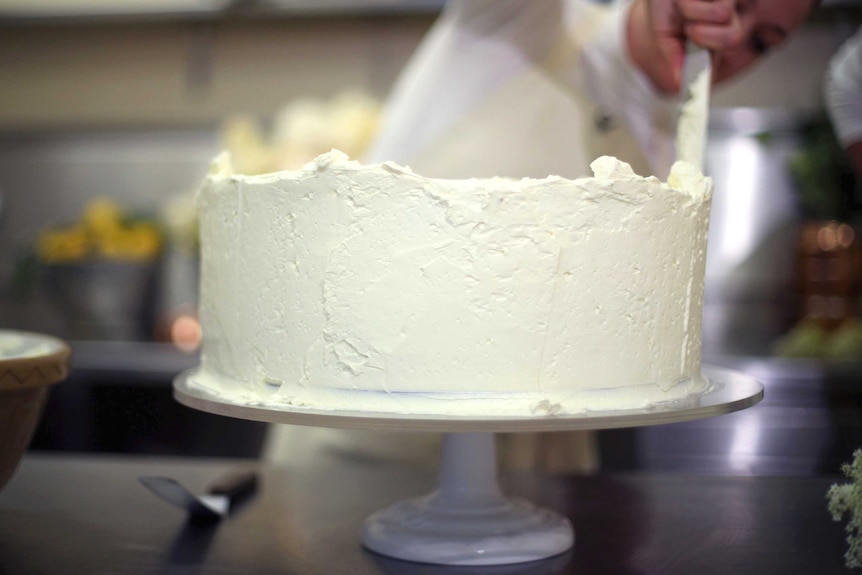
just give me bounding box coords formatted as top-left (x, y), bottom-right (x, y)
top-left (207, 470), bottom-right (258, 503)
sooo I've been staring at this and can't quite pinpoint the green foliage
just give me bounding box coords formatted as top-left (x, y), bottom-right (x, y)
top-left (828, 449), bottom-right (862, 568)
top-left (776, 320), bottom-right (862, 361)
top-left (788, 116), bottom-right (861, 222)
top-left (8, 249), bottom-right (40, 302)
top-left (824, 322), bottom-right (862, 360)
top-left (772, 319), bottom-right (829, 358)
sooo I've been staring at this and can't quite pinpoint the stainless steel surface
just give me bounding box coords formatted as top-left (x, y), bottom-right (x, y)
top-left (0, 454), bottom-right (850, 574)
top-left (42, 261), bottom-right (159, 341)
top-left (702, 109), bottom-right (811, 357)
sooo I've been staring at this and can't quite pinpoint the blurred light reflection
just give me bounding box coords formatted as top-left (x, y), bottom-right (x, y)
top-left (728, 410), bottom-right (762, 474)
top-left (170, 314), bottom-right (201, 353)
top-left (714, 136), bottom-right (760, 266)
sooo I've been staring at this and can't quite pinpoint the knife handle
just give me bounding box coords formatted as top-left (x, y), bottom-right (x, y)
top-left (207, 470), bottom-right (259, 505)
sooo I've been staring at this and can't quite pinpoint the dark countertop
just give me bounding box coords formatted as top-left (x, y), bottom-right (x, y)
top-left (0, 453), bottom-right (852, 574)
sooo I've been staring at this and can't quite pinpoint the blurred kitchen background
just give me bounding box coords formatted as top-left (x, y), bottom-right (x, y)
top-left (3, 0), bottom-right (862, 475)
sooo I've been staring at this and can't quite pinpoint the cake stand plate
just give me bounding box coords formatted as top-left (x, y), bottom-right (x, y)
top-left (174, 366), bottom-right (762, 566)
top-left (174, 366), bottom-right (762, 433)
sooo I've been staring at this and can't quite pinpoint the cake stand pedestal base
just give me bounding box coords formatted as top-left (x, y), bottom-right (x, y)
top-left (174, 366), bottom-right (764, 566)
top-left (362, 432), bottom-right (573, 565)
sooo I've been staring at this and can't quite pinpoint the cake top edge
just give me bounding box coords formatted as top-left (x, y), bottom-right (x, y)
top-left (205, 148), bottom-right (711, 198)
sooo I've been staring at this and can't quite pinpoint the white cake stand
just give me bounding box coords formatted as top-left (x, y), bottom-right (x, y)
top-left (174, 366), bottom-right (762, 566)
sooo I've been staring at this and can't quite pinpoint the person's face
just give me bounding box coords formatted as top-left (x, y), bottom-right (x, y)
top-left (712, 0), bottom-right (817, 85)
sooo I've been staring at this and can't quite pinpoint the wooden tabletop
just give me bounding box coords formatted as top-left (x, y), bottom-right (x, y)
top-left (0, 453), bottom-right (851, 574)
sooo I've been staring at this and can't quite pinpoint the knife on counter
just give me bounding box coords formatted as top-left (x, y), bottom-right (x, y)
top-left (139, 470), bottom-right (259, 523)
top-left (675, 42), bottom-right (712, 171)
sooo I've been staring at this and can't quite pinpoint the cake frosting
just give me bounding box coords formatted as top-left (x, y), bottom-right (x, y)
top-left (187, 150), bottom-right (712, 416)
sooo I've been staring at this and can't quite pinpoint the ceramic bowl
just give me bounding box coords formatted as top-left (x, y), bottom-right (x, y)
top-left (0, 330), bottom-right (70, 491)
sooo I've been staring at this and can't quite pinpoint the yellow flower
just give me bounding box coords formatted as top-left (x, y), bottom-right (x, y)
top-left (36, 198), bottom-right (163, 263)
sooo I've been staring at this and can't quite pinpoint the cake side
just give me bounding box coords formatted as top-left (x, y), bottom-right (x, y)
top-left (192, 150), bottom-right (712, 415)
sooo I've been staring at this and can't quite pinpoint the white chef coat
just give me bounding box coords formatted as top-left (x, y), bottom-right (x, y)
top-left (263, 0), bottom-right (677, 472)
top-left (825, 26), bottom-right (862, 149)
top-left (366, 0), bottom-right (677, 179)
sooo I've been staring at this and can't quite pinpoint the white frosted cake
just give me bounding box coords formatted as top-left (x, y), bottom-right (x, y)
top-left (187, 150), bottom-right (712, 416)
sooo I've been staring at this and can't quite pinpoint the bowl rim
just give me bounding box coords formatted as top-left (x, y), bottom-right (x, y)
top-left (0, 330), bottom-right (71, 391)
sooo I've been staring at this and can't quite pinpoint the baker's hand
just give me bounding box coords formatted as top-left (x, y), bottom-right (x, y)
top-left (627, 0), bottom-right (740, 94)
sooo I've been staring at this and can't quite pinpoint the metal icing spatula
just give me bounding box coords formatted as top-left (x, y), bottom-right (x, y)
top-left (140, 470), bottom-right (258, 523)
top-left (675, 43), bottom-right (712, 171)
